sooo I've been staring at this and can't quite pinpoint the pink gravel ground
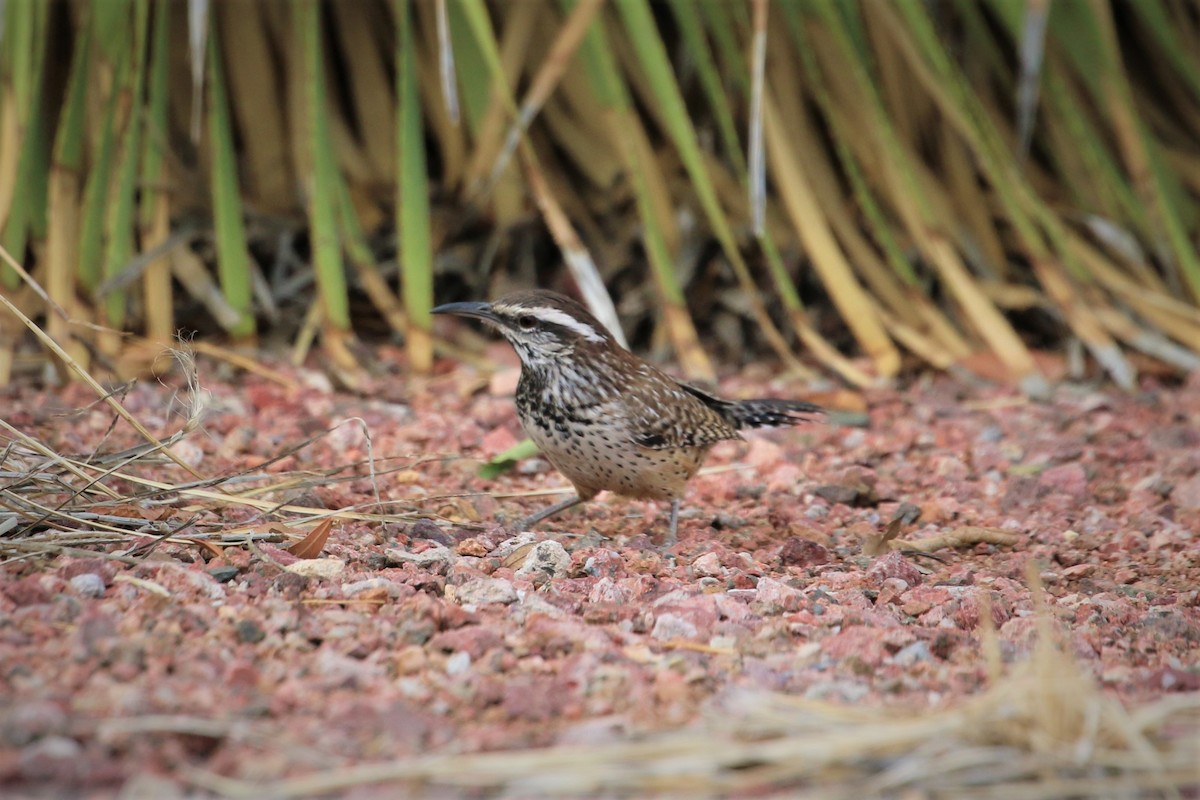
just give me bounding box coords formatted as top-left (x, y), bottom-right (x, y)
top-left (1, 349), bottom-right (1197, 794)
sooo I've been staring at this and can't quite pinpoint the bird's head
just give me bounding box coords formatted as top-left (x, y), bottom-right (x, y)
top-left (432, 290), bottom-right (617, 366)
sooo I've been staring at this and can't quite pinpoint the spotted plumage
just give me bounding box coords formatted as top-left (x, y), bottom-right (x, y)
top-left (432, 290), bottom-right (822, 540)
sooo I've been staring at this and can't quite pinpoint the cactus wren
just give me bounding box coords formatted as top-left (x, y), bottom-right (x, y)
top-left (433, 290), bottom-right (822, 541)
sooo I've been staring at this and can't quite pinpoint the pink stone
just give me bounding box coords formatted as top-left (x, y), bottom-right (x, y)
top-left (754, 577), bottom-right (804, 613)
top-left (766, 464), bottom-right (805, 494)
top-left (588, 577), bottom-right (631, 605)
top-left (745, 437), bottom-right (783, 468)
top-left (866, 551), bottom-right (923, 587)
top-left (480, 425), bottom-right (519, 457)
top-left (1170, 473), bottom-right (1200, 510)
top-left (1038, 462), bottom-right (1088, 497)
top-left (488, 367), bottom-right (520, 396)
top-left (779, 537), bottom-right (830, 568)
top-left (900, 585), bottom-right (952, 617)
top-left (691, 552), bottom-right (723, 578)
top-left (428, 626), bottom-right (503, 659)
top-left (818, 627), bottom-right (890, 666)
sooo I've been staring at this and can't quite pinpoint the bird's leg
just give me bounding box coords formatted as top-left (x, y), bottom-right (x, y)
top-left (666, 498), bottom-right (681, 545)
top-left (517, 494), bottom-right (583, 530)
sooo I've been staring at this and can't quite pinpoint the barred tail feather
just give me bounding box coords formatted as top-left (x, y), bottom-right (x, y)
top-left (727, 398), bottom-right (824, 430)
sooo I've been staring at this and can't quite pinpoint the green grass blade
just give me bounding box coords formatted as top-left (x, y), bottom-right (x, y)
top-left (207, 22), bottom-right (255, 338)
top-left (99, 0), bottom-right (150, 329)
top-left (78, 3), bottom-right (132, 294)
top-left (615, 0), bottom-right (812, 371)
top-left (139, 0), bottom-right (173, 340)
top-left (667, 0), bottom-right (745, 177)
top-left (397, 0), bottom-right (434, 373)
top-left (301, 0), bottom-right (351, 337)
top-left (0, 0), bottom-right (49, 288)
top-left (140, 0), bottom-right (170, 231)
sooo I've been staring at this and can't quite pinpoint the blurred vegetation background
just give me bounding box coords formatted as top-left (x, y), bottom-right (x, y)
top-left (2, 0), bottom-right (1199, 393)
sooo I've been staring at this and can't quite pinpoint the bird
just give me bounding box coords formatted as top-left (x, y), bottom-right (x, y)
top-left (432, 290), bottom-right (822, 542)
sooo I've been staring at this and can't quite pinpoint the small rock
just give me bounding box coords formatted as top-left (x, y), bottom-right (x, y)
top-left (235, 619), bottom-right (266, 644)
top-left (517, 458), bottom-right (549, 475)
top-left (588, 577), bottom-right (631, 604)
top-left (481, 424), bottom-right (520, 456)
top-left (875, 577), bottom-right (909, 606)
top-left (1062, 563), bottom-right (1098, 580)
top-left (445, 651), bottom-right (472, 676)
top-left (68, 573), bottom-right (106, 598)
top-left (4, 575), bottom-right (50, 606)
top-left (813, 474), bottom-right (878, 507)
top-left (166, 440), bottom-right (205, 469)
top-left (977, 425), bottom-right (1003, 443)
top-left (651, 612), bottom-right (699, 641)
top-left (208, 566), bottom-right (241, 584)
top-left (3, 702), bottom-right (68, 746)
top-left (271, 571), bottom-right (310, 598)
top-left (803, 680), bottom-right (870, 703)
top-left (515, 540), bottom-right (571, 581)
top-left (710, 513), bottom-right (745, 530)
top-left (745, 438), bottom-right (783, 468)
top-left (818, 627), bottom-right (891, 665)
top-left (341, 577), bottom-right (395, 596)
top-left (456, 537), bottom-right (492, 557)
top-left (111, 773), bottom-right (184, 800)
top-left (1038, 462), bottom-right (1088, 497)
top-left (428, 627), bottom-right (503, 659)
top-left (409, 518), bottom-right (453, 546)
top-left (284, 558), bottom-right (346, 579)
top-left (867, 551), bottom-right (922, 587)
top-left (60, 559), bottom-right (116, 584)
top-left (454, 577), bottom-right (518, 605)
top-left (489, 367), bottom-right (520, 397)
top-left (691, 552), bottom-right (722, 578)
top-left (812, 484), bottom-right (861, 506)
top-left (803, 504), bottom-right (828, 520)
top-left (1000, 476), bottom-right (1040, 511)
top-left (754, 577), bottom-right (804, 613)
top-left (891, 640), bottom-right (932, 665)
top-left (386, 545), bottom-right (455, 570)
top-left (19, 735), bottom-right (82, 780)
top-left (1114, 567), bottom-right (1138, 584)
top-left (779, 537), bottom-right (830, 568)
top-left (582, 549), bottom-right (626, 578)
top-left (1170, 473), bottom-right (1200, 510)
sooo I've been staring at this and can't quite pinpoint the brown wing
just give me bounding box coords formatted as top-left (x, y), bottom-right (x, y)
top-left (624, 370), bottom-right (742, 450)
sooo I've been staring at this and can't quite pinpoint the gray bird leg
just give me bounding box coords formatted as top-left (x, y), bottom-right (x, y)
top-left (517, 494), bottom-right (583, 530)
top-left (667, 498), bottom-right (681, 545)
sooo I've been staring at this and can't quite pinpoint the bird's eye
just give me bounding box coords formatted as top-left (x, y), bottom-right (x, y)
top-left (517, 314), bottom-right (537, 331)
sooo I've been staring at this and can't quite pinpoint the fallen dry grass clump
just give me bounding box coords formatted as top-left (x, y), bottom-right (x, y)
top-left (184, 612), bottom-right (1199, 798)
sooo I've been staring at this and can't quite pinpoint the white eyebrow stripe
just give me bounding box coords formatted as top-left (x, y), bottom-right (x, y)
top-left (526, 307), bottom-right (605, 342)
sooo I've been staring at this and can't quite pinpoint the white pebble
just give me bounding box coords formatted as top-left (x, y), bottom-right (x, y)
top-left (68, 573), bottom-right (106, 598)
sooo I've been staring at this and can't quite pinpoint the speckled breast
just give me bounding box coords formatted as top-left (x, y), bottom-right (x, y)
top-left (522, 412), bottom-right (707, 500)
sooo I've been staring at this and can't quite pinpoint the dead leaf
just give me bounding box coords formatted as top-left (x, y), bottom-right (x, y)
top-left (501, 542), bottom-right (537, 570)
top-left (113, 574), bottom-right (171, 597)
top-left (285, 519), bottom-right (334, 559)
top-left (346, 587), bottom-right (390, 610)
top-left (862, 518), bottom-right (903, 557)
top-left (861, 524), bottom-right (1019, 556)
top-left (185, 538), bottom-right (225, 558)
top-left (91, 504), bottom-right (156, 520)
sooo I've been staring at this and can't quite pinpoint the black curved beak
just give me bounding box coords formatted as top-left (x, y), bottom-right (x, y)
top-left (430, 301), bottom-right (498, 323)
